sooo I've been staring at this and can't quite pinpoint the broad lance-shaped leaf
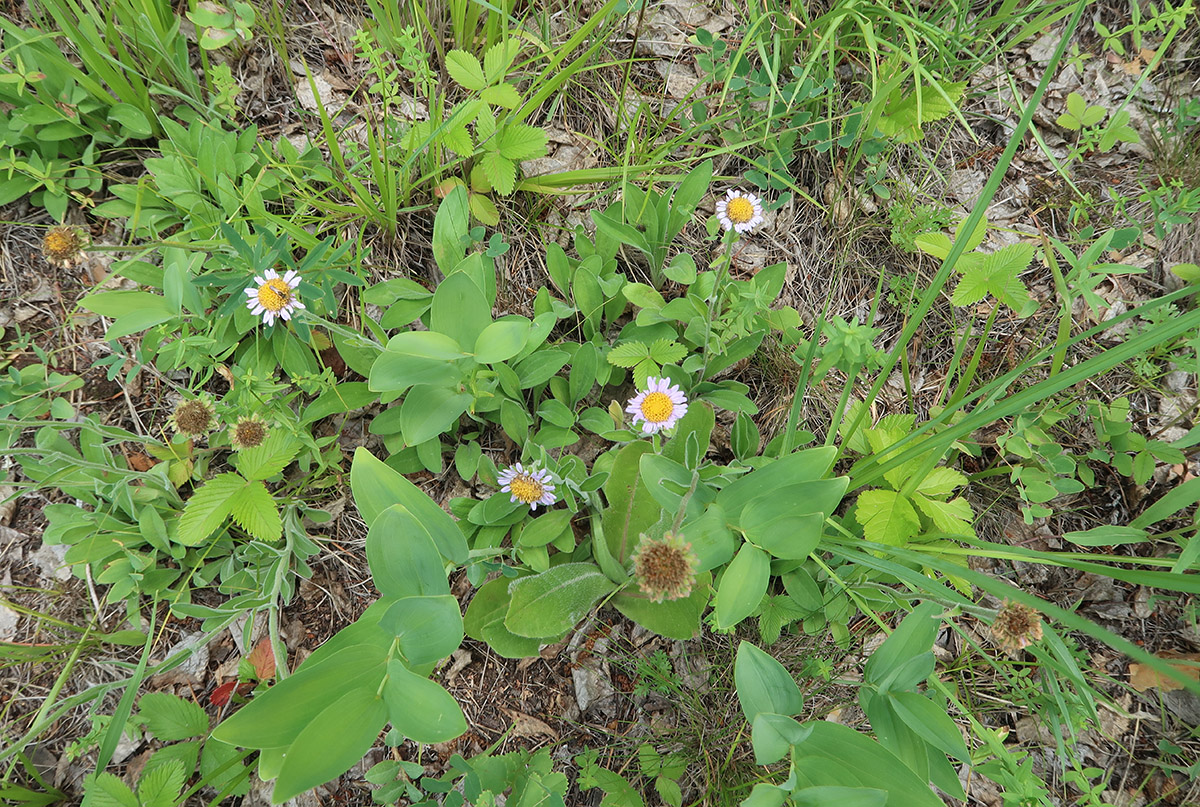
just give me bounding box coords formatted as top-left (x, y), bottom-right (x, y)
top-left (272, 684), bottom-right (390, 803)
top-left (504, 563), bottom-right (617, 638)
top-left (735, 641), bottom-right (803, 724)
top-left (714, 543), bottom-right (769, 630)
top-left (366, 504), bottom-right (450, 599)
top-left (382, 659), bottom-right (467, 743)
top-left (351, 448), bottom-right (469, 563)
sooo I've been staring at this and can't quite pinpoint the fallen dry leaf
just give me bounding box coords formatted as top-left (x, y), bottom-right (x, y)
top-left (499, 707), bottom-right (559, 740)
top-left (1129, 653), bottom-right (1200, 692)
top-left (248, 636), bottom-right (277, 680)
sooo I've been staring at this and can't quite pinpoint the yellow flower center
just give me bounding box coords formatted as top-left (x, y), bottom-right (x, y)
top-left (44, 231), bottom-right (74, 256)
top-left (726, 196), bottom-right (755, 224)
top-left (256, 278), bottom-right (293, 312)
top-left (639, 391), bottom-right (674, 423)
top-left (509, 473), bottom-right (544, 504)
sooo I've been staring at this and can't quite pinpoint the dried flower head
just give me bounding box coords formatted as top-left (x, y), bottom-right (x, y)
top-left (230, 415), bottom-right (269, 450)
top-left (244, 268), bottom-right (305, 326)
top-left (626, 377), bottom-right (688, 435)
top-left (497, 462), bottom-right (557, 511)
top-left (716, 189), bottom-right (765, 235)
top-left (632, 532), bottom-right (699, 603)
top-left (42, 225), bottom-right (88, 267)
top-left (170, 396), bottom-right (216, 436)
top-left (991, 600), bottom-right (1043, 654)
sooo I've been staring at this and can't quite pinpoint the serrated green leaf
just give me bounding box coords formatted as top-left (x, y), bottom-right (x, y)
top-left (481, 83), bottom-right (521, 108)
top-left (649, 338), bottom-right (687, 365)
top-left (950, 266), bottom-right (990, 307)
top-left (234, 430), bottom-right (299, 480)
top-left (855, 489), bottom-right (920, 546)
top-left (479, 150), bottom-right (516, 195)
top-left (916, 467), bottom-right (968, 496)
top-left (497, 123), bottom-right (547, 161)
top-left (445, 50), bottom-right (487, 90)
top-left (82, 773), bottom-right (139, 807)
top-left (137, 761), bottom-right (186, 807)
top-left (482, 40), bottom-right (520, 83)
top-left (139, 692), bottom-right (209, 741)
top-left (913, 493), bottom-right (975, 536)
top-left (228, 479), bottom-right (282, 541)
top-left (608, 341), bottom-right (650, 367)
top-left (177, 472), bottom-right (246, 546)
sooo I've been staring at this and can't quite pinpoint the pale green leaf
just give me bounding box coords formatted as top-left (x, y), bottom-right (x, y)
top-left (479, 150), bottom-right (516, 195)
top-left (608, 341), bottom-right (650, 367)
top-left (855, 490), bottom-right (920, 546)
top-left (913, 494), bottom-right (975, 536)
top-left (139, 692), bottom-right (209, 741)
top-left (915, 467), bottom-right (968, 496)
top-left (445, 50), bottom-right (486, 90)
top-left (505, 563), bottom-right (618, 638)
top-left (234, 430), bottom-right (299, 480)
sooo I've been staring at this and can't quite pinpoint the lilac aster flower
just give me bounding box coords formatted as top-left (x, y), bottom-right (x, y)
top-left (497, 462), bottom-right (557, 510)
top-left (245, 268), bottom-right (305, 326)
top-left (626, 377), bottom-right (688, 435)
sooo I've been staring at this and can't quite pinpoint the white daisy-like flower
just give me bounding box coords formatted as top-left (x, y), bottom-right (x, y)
top-left (626, 377), bottom-right (688, 435)
top-left (244, 268), bottom-right (305, 326)
top-left (497, 462), bottom-right (557, 510)
top-left (716, 189), bottom-right (765, 235)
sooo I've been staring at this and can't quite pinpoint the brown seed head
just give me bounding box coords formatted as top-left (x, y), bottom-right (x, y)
top-left (171, 398), bottom-right (215, 436)
top-left (991, 600), bottom-right (1043, 654)
top-left (632, 532), bottom-right (699, 603)
top-left (231, 416), bottom-right (268, 449)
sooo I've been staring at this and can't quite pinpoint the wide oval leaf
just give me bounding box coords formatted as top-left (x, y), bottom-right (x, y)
top-left (613, 571), bottom-right (712, 640)
top-left (473, 318), bottom-right (530, 364)
top-left (504, 563), bottom-right (617, 638)
top-left (382, 659), bottom-right (467, 743)
top-left (463, 577), bottom-right (544, 658)
top-left (735, 641), bottom-right (803, 725)
top-left (381, 595), bottom-right (463, 665)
